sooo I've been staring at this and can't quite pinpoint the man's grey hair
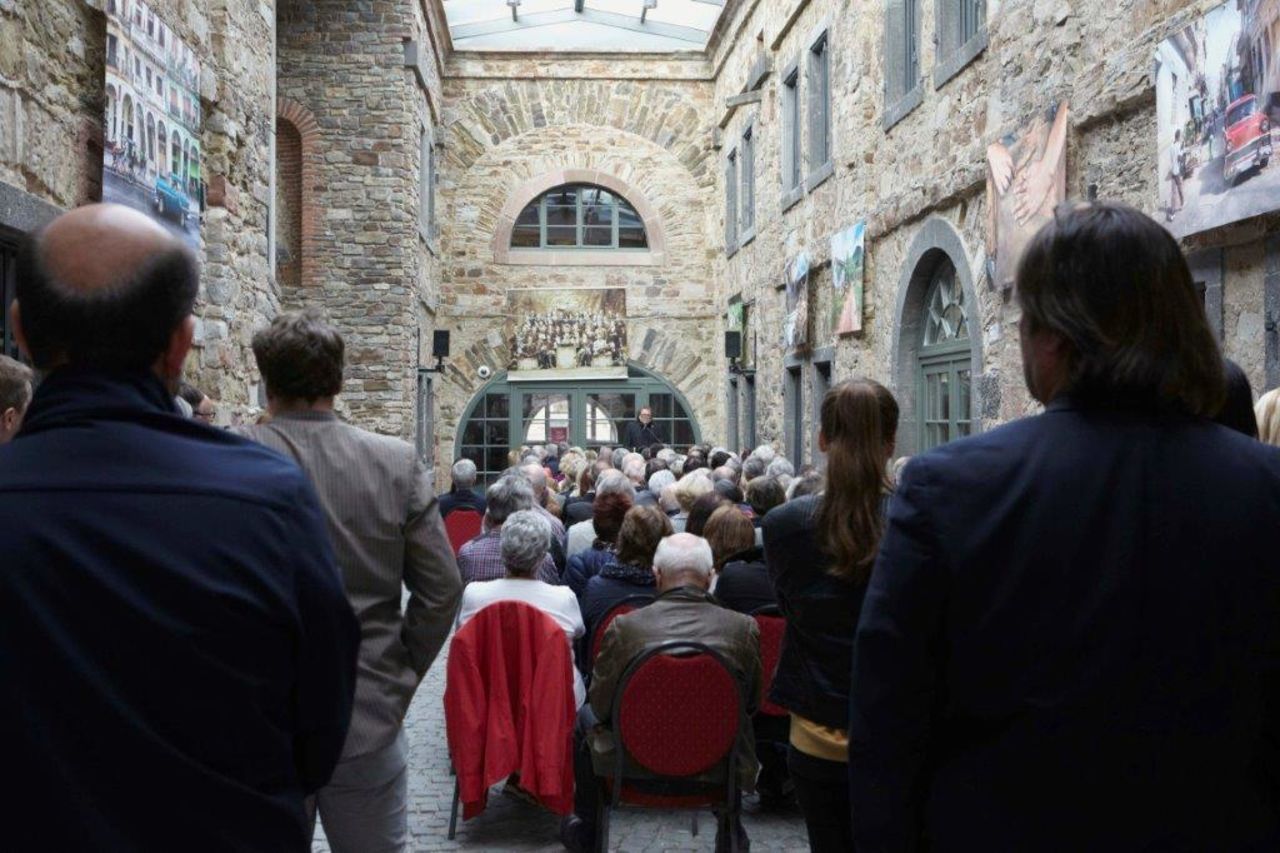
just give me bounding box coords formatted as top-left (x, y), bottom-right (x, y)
top-left (520, 461), bottom-right (548, 498)
top-left (595, 468), bottom-right (638, 501)
top-left (500, 509), bottom-right (551, 578)
top-left (610, 447), bottom-right (628, 469)
top-left (485, 474), bottom-right (535, 527)
top-left (671, 456), bottom-right (686, 477)
top-left (750, 444), bottom-right (777, 465)
top-left (766, 457), bottom-right (795, 479)
top-left (452, 458), bottom-right (478, 489)
top-left (656, 447), bottom-right (676, 464)
top-left (653, 533), bottom-right (713, 581)
top-left (742, 456), bottom-right (767, 481)
top-left (0, 355), bottom-right (33, 415)
top-left (648, 469), bottom-right (676, 496)
top-left (622, 453), bottom-right (646, 484)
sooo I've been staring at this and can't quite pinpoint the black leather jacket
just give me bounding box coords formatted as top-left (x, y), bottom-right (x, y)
top-left (763, 494), bottom-right (870, 729)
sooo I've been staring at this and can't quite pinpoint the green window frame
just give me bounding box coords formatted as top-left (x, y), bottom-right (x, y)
top-left (916, 261), bottom-right (972, 450)
top-left (509, 183), bottom-right (649, 251)
top-left (456, 364), bottom-right (700, 487)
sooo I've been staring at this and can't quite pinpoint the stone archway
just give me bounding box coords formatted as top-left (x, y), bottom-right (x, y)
top-left (890, 216), bottom-right (986, 455)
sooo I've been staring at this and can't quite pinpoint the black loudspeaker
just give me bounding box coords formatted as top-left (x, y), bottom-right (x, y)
top-left (433, 330), bottom-right (450, 358)
top-left (724, 330), bottom-right (742, 359)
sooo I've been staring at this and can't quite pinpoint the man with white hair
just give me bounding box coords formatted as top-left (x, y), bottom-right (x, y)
top-left (439, 458), bottom-right (486, 518)
top-left (520, 460), bottom-right (567, 571)
top-left (561, 533), bottom-right (761, 852)
top-left (0, 354), bottom-right (33, 444)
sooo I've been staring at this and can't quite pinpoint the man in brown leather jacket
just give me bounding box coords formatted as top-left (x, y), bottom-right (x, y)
top-left (562, 533), bottom-right (762, 852)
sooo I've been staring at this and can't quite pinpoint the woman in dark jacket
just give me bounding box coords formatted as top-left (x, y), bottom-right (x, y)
top-left (704, 505), bottom-right (775, 614)
top-left (563, 490), bottom-right (632, 599)
top-left (578, 505), bottom-right (672, 675)
top-left (763, 378), bottom-right (899, 852)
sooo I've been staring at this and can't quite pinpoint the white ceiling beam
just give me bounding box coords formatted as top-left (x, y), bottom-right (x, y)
top-left (450, 7), bottom-right (708, 44)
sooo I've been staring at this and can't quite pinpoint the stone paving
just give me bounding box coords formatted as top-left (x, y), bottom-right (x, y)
top-left (315, 636), bottom-right (811, 852)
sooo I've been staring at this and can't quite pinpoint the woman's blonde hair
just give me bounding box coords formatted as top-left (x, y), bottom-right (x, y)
top-left (1256, 388), bottom-right (1280, 447)
top-left (673, 471), bottom-right (713, 513)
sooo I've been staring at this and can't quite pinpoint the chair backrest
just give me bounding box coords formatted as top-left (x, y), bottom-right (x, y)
top-left (445, 508), bottom-right (484, 555)
top-left (614, 642), bottom-right (745, 781)
top-left (751, 606), bottom-right (787, 717)
top-left (589, 594), bottom-right (653, 666)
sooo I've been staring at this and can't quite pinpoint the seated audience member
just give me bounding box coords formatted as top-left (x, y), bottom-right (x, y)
top-left (0, 204), bottom-right (359, 850)
top-left (1256, 386), bottom-right (1280, 446)
top-left (562, 534), bottom-right (762, 853)
top-left (621, 453), bottom-right (656, 507)
top-left (712, 477), bottom-right (746, 506)
top-left (458, 475), bottom-right (559, 584)
top-left (658, 483), bottom-right (681, 517)
top-left (686, 490), bottom-right (730, 537)
top-left (707, 506), bottom-right (774, 615)
top-left (851, 202), bottom-right (1280, 851)
top-left (611, 447), bottom-right (628, 469)
top-left (457, 510), bottom-right (586, 708)
top-left (709, 448), bottom-right (733, 470)
top-left (567, 470), bottom-right (636, 558)
top-left (178, 380), bottom-right (216, 423)
top-left (580, 505), bottom-right (672, 654)
top-left (671, 471), bottom-right (714, 532)
top-left (644, 457), bottom-right (668, 481)
top-left (741, 455), bottom-right (767, 484)
top-left (564, 465), bottom-right (597, 524)
top-left (1214, 359), bottom-right (1258, 439)
top-left (786, 472), bottom-right (824, 501)
top-left (521, 461), bottom-right (567, 569)
top-left (439, 458), bottom-right (486, 517)
top-left (767, 378), bottom-right (899, 853)
top-left (647, 469), bottom-right (675, 503)
top-left (564, 491), bottom-right (634, 598)
top-left (711, 464), bottom-right (739, 486)
top-left (0, 353), bottom-right (33, 444)
top-left (889, 456), bottom-right (911, 487)
top-left (746, 476), bottom-right (786, 525)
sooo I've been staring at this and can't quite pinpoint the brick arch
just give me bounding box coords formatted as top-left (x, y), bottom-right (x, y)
top-left (490, 169), bottom-right (669, 265)
top-left (444, 80), bottom-right (711, 186)
top-left (275, 96), bottom-right (321, 296)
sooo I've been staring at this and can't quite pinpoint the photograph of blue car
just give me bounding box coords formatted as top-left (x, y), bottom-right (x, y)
top-left (102, 0), bottom-right (201, 248)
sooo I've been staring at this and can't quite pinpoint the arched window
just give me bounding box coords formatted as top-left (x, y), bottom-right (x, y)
top-left (510, 183), bottom-right (648, 250)
top-left (457, 364), bottom-right (698, 486)
top-left (917, 260), bottom-right (972, 449)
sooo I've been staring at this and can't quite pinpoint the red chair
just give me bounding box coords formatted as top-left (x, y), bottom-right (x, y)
top-left (595, 641), bottom-right (749, 852)
top-left (444, 507), bottom-right (483, 555)
top-left (588, 594), bottom-right (653, 668)
top-left (751, 605), bottom-right (787, 717)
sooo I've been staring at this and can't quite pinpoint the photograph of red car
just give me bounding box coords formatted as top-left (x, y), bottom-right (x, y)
top-left (1155, 0), bottom-right (1279, 238)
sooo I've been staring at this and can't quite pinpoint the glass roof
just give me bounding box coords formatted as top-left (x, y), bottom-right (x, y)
top-left (442, 0), bottom-right (725, 53)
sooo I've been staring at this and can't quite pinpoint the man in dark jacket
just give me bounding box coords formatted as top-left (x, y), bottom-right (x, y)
top-left (439, 457), bottom-right (486, 517)
top-left (622, 405), bottom-right (661, 451)
top-left (563, 533), bottom-right (761, 852)
top-left (0, 204), bottom-right (360, 851)
top-left (850, 202), bottom-right (1280, 851)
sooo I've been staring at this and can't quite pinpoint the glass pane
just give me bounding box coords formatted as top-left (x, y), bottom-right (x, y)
top-left (649, 393), bottom-right (673, 418)
top-left (516, 204), bottom-right (540, 226)
top-left (463, 421), bottom-right (484, 445)
top-left (523, 394), bottom-right (570, 444)
top-left (545, 206), bottom-right (577, 228)
top-left (485, 422), bottom-right (509, 445)
top-left (618, 227), bottom-right (647, 249)
top-left (545, 187), bottom-right (577, 207)
top-left (649, 420), bottom-right (673, 445)
top-left (957, 368), bottom-right (972, 422)
top-left (545, 226), bottom-right (577, 247)
top-left (674, 419), bottom-right (695, 447)
top-left (618, 206), bottom-right (643, 229)
top-left (460, 445), bottom-right (485, 467)
top-left (583, 204), bottom-right (614, 227)
top-left (511, 226), bottom-right (540, 248)
top-left (485, 446), bottom-right (509, 475)
top-left (485, 394), bottom-right (509, 418)
top-left (583, 227), bottom-right (613, 247)
top-left (939, 372), bottom-right (950, 420)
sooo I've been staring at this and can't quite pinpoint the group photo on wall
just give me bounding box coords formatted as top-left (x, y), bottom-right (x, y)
top-left (508, 288), bottom-right (628, 380)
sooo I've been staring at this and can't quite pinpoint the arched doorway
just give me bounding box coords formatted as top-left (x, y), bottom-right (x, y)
top-left (917, 260), bottom-right (972, 448)
top-left (456, 363), bottom-right (701, 485)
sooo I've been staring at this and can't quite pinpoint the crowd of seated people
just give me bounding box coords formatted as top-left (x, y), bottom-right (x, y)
top-left (6, 200), bottom-right (1280, 853)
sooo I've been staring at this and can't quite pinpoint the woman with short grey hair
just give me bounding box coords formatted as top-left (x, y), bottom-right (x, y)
top-left (454, 509), bottom-right (587, 706)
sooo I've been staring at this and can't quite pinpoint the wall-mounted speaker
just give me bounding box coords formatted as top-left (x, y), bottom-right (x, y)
top-left (432, 330), bottom-right (450, 358)
top-left (724, 330), bottom-right (742, 360)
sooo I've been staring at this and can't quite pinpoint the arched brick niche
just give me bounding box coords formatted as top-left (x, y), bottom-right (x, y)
top-left (490, 169), bottom-right (669, 267)
top-left (275, 97), bottom-right (321, 297)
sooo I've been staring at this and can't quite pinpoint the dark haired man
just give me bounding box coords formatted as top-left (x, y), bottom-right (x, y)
top-left (850, 202), bottom-right (1280, 850)
top-left (242, 309), bottom-right (463, 853)
top-left (622, 405), bottom-right (660, 451)
top-left (0, 353), bottom-right (32, 443)
top-left (0, 204), bottom-right (360, 850)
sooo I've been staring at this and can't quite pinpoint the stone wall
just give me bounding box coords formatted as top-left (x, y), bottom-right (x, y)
top-left (0, 0), bottom-right (278, 423)
top-left (434, 71), bottom-right (720, 475)
top-left (710, 0), bottom-right (1280, 464)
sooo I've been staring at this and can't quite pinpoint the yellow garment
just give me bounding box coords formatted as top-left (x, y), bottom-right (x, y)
top-left (789, 713), bottom-right (849, 763)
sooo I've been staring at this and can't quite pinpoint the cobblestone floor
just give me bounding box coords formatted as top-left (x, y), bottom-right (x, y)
top-left (315, 637), bottom-right (810, 852)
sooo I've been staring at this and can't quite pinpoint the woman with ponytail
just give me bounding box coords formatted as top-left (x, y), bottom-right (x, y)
top-left (762, 378), bottom-right (899, 851)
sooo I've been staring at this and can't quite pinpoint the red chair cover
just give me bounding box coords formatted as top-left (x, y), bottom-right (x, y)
top-left (752, 612), bottom-right (787, 717)
top-left (589, 596), bottom-right (651, 666)
top-left (444, 508), bottom-right (483, 555)
top-left (617, 653), bottom-right (739, 778)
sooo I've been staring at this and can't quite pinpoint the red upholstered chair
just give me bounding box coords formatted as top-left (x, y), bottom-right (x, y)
top-left (588, 594), bottom-right (653, 668)
top-left (595, 642), bottom-right (749, 852)
top-left (751, 605), bottom-right (787, 718)
top-left (444, 508), bottom-right (483, 555)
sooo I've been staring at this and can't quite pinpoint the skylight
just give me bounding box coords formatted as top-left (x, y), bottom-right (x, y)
top-left (442, 0), bottom-right (726, 53)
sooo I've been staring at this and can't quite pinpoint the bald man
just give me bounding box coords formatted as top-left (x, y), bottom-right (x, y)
top-left (0, 204), bottom-right (359, 851)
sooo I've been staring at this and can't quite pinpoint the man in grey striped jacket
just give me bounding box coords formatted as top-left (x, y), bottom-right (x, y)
top-left (243, 309), bottom-right (463, 853)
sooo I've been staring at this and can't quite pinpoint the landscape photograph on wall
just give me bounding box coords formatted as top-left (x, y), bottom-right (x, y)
top-left (508, 288), bottom-right (628, 380)
top-left (1156, 0), bottom-right (1280, 237)
top-left (103, 1), bottom-right (203, 248)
